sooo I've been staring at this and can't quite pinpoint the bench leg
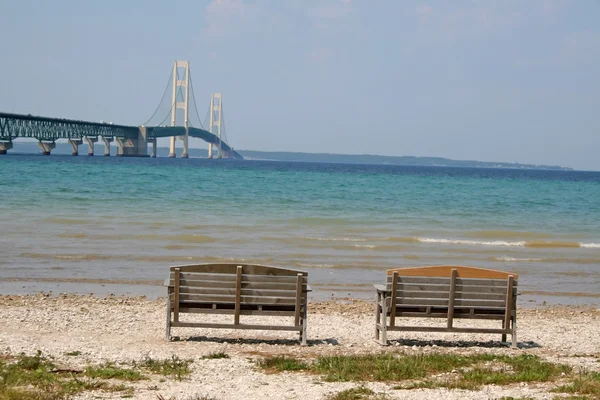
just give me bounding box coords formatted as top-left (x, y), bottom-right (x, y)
top-left (300, 304), bottom-right (308, 346)
top-left (375, 292), bottom-right (381, 341)
top-left (379, 294), bottom-right (388, 346)
top-left (501, 319), bottom-right (507, 343)
top-left (165, 297), bottom-right (172, 341)
top-left (511, 315), bottom-right (518, 349)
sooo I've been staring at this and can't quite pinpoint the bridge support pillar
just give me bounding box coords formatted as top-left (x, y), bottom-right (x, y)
top-left (116, 127), bottom-right (148, 157)
top-left (68, 139), bottom-right (83, 156)
top-left (180, 130), bottom-right (189, 158)
top-left (0, 141), bottom-right (12, 155)
top-left (85, 137), bottom-right (98, 156)
top-left (148, 138), bottom-right (157, 158)
top-left (208, 143), bottom-right (213, 159)
top-left (169, 137), bottom-right (176, 158)
top-left (37, 141), bottom-right (56, 156)
top-left (102, 136), bottom-right (113, 156)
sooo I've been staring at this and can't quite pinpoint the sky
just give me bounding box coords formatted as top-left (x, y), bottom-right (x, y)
top-left (0, 1), bottom-right (599, 170)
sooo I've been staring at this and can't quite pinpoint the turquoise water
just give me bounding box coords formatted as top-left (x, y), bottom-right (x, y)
top-left (1, 155), bottom-right (599, 305)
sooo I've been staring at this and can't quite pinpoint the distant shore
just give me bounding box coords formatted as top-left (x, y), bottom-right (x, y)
top-left (6, 141), bottom-right (572, 170)
top-left (1, 294), bottom-right (598, 399)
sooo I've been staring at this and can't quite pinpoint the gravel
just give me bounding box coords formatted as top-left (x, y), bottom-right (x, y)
top-left (1, 294), bottom-right (598, 399)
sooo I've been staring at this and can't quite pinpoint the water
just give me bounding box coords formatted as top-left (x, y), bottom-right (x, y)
top-left (1, 155), bottom-right (599, 306)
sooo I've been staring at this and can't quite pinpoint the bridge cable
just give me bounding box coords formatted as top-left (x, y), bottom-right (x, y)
top-left (148, 71), bottom-right (181, 137)
top-left (142, 68), bottom-right (174, 127)
top-left (188, 72), bottom-right (205, 130)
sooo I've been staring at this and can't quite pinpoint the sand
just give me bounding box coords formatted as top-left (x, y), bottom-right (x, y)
top-left (1, 294), bottom-right (599, 399)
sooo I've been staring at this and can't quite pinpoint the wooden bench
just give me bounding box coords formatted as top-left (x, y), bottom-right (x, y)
top-left (165, 263), bottom-right (310, 345)
top-left (374, 266), bottom-right (518, 347)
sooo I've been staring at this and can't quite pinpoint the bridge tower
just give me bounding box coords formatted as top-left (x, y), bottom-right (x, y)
top-left (207, 93), bottom-right (223, 158)
top-left (168, 60), bottom-right (190, 158)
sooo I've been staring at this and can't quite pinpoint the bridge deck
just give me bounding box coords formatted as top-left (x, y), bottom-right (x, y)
top-left (0, 112), bottom-right (241, 158)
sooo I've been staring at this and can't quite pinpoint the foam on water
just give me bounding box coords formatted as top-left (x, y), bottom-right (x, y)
top-left (417, 237), bottom-right (600, 249)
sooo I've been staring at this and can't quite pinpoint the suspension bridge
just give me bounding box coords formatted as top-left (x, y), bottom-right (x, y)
top-left (0, 61), bottom-right (242, 159)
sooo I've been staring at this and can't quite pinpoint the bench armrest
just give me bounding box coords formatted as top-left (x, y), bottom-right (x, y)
top-left (306, 285), bottom-right (313, 293)
top-left (373, 284), bottom-right (388, 293)
top-left (163, 278), bottom-right (172, 287)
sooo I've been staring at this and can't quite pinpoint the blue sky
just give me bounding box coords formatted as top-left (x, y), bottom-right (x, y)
top-left (0, 0), bottom-right (599, 170)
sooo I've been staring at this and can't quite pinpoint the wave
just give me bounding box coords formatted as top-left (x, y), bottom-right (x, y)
top-left (306, 237), bottom-right (367, 242)
top-left (465, 230), bottom-right (554, 240)
top-left (493, 256), bottom-right (543, 262)
top-left (416, 237), bottom-right (600, 249)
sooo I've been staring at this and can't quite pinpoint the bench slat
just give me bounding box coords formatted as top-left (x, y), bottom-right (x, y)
top-left (168, 279), bottom-right (306, 291)
top-left (386, 326), bottom-right (511, 334)
top-left (393, 290), bottom-right (507, 301)
top-left (389, 283), bottom-right (516, 294)
top-left (394, 312), bottom-right (505, 320)
top-left (178, 307), bottom-right (296, 316)
top-left (175, 287), bottom-right (303, 297)
top-left (387, 276), bottom-right (517, 287)
top-left (386, 266), bottom-right (518, 279)
top-left (171, 272), bottom-right (307, 283)
top-left (171, 322), bottom-right (302, 331)
top-left (394, 298), bottom-right (506, 307)
top-left (174, 294), bottom-right (303, 305)
top-left (171, 263), bottom-right (307, 277)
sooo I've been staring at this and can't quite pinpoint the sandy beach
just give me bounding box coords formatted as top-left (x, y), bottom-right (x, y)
top-left (1, 294), bottom-right (599, 399)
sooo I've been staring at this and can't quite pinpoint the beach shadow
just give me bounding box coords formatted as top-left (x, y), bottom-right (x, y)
top-left (390, 338), bottom-right (542, 349)
top-left (173, 335), bottom-right (339, 347)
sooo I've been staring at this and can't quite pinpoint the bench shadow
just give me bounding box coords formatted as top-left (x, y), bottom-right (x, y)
top-left (173, 335), bottom-right (339, 347)
top-left (390, 338), bottom-right (542, 349)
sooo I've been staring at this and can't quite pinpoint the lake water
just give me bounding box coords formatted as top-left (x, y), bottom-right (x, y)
top-left (1, 154), bottom-right (599, 306)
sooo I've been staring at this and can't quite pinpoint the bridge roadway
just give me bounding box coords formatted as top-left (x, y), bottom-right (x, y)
top-left (0, 112), bottom-right (242, 158)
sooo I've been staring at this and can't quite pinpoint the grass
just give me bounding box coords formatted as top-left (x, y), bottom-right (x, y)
top-left (257, 352), bottom-right (575, 392)
top-left (257, 356), bottom-right (310, 372)
top-left (0, 351), bottom-right (193, 400)
top-left (136, 356), bottom-right (193, 381)
top-left (459, 354), bottom-right (571, 386)
top-left (85, 362), bottom-right (145, 381)
top-left (201, 352), bottom-right (230, 360)
top-left (327, 386), bottom-right (390, 400)
top-left (63, 351), bottom-right (81, 357)
top-left (552, 371), bottom-right (600, 397)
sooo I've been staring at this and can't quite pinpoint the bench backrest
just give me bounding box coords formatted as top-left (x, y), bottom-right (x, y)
top-left (167, 263), bottom-right (308, 324)
top-left (385, 266), bottom-right (518, 323)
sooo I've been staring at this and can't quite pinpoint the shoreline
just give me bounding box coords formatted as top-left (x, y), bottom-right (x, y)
top-left (2, 277), bottom-right (600, 308)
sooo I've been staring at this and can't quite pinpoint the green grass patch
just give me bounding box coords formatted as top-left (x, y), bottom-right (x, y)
top-left (258, 352), bottom-right (573, 391)
top-left (312, 353), bottom-right (496, 382)
top-left (460, 354), bottom-right (571, 387)
top-left (136, 356), bottom-right (193, 381)
top-left (85, 362), bottom-right (145, 381)
top-left (327, 386), bottom-right (384, 400)
top-left (552, 371), bottom-right (600, 397)
top-left (201, 352), bottom-right (230, 360)
top-left (257, 356), bottom-right (310, 372)
top-left (64, 351), bottom-right (81, 357)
